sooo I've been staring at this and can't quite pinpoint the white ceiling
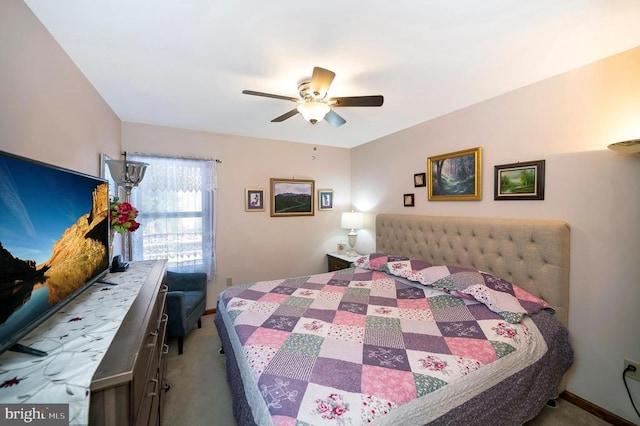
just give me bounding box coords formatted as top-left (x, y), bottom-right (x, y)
top-left (25, 0), bottom-right (640, 148)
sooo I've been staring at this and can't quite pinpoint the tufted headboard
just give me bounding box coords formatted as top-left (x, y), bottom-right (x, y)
top-left (376, 214), bottom-right (570, 327)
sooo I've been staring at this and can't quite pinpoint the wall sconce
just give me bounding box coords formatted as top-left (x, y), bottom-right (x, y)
top-left (341, 211), bottom-right (364, 257)
top-left (608, 139), bottom-right (640, 157)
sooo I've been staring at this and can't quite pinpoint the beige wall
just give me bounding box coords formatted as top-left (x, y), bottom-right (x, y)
top-left (122, 122), bottom-right (351, 304)
top-left (0, 1), bottom-right (120, 175)
top-left (1, 1), bottom-right (352, 311)
top-left (351, 47), bottom-right (640, 423)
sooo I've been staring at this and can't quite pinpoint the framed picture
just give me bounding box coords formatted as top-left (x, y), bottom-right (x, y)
top-left (270, 178), bottom-right (315, 217)
top-left (403, 193), bottom-right (415, 207)
top-left (494, 160), bottom-right (545, 200)
top-left (414, 172), bottom-right (426, 187)
top-left (100, 154), bottom-right (117, 199)
top-left (428, 147), bottom-right (482, 201)
top-left (337, 242), bottom-right (346, 255)
top-left (318, 189), bottom-right (334, 211)
top-left (245, 188), bottom-right (265, 211)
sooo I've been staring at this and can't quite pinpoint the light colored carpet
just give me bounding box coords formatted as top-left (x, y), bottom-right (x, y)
top-left (162, 314), bottom-right (233, 426)
top-left (162, 314), bottom-right (611, 426)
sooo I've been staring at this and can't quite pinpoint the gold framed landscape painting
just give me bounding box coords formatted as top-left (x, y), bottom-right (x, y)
top-left (428, 147), bottom-right (482, 201)
top-left (270, 178), bottom-right (315, 217)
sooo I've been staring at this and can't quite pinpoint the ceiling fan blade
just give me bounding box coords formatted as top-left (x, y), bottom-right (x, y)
top-left (324, 109), bottom-right (346, 127)
top-left (271, 108), bottom-right (299, 122)
top-left (310, 67), bottom-right (335, 98)
top-left (331, 95), bottom-right (384, 107)
top-left (242, 90), bottom-right (298, 102)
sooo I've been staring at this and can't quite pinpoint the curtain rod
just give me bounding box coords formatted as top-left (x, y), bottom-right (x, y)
top-left (126, 151), bottom-right (222, 163)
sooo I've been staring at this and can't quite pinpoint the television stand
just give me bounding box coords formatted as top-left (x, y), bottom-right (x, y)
top-left (9, 343), bottom-right (47, 357)
top-left (0, 260), bottom-right (168, 425)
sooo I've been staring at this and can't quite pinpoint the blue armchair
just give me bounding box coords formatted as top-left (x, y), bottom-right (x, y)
top-left (165, 271), bottom-right (207, 355)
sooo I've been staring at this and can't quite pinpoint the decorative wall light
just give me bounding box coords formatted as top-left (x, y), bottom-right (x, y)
top-left (608, 139), bottom-right (640, 157)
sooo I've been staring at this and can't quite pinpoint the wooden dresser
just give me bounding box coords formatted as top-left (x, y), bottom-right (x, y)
top-left (89, 260), bottom-right (168, 426)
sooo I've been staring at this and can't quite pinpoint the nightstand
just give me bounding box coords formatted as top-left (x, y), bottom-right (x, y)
top-left (327, 253), bottom-right (361, 272)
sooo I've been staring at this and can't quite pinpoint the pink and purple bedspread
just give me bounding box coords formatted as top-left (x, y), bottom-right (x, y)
top-left (216, 263), bottom-right (572, 425)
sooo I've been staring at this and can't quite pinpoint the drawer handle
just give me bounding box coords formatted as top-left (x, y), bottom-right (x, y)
top-left (147, 377), bottom-right (159, 397)
top-left (147, 332), bottom-right (158, 348)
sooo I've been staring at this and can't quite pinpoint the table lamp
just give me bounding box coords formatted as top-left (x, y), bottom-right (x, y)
top-left (341, 211), bottom-right (364, 257)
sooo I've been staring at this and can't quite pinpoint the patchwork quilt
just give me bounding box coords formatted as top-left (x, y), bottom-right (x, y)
top-left (217, 265), bottom-right (569, 425)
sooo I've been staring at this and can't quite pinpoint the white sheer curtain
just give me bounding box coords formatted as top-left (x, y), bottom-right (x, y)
top-left (128, 154), bottom-right (217, 277)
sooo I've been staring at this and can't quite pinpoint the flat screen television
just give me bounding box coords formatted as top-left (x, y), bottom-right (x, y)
top-left (0, 150), bottom-right (110, 356)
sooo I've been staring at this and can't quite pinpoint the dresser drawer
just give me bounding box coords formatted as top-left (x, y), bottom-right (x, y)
top-left (133, 313), bottom-right (159, 421)
top-left (327, 254), bottom-right (353, 271)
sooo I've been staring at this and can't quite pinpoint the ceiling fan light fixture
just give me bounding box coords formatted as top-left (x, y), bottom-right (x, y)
top-left (297, 100), bottom-right (330, 124)
top-left (243, 66), bottom-right (383, 127)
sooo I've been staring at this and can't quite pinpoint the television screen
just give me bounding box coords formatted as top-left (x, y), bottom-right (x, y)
top-left (0, 150), bottom-right (110, 356)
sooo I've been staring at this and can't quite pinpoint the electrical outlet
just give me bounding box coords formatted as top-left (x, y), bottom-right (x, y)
top-left (624, 359), bottom-right (640, 381)
top-left (226, 277), bottom-right (233, 287)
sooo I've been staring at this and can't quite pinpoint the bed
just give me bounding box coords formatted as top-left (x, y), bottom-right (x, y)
top-left (214, 214), bottom-right (573, 425)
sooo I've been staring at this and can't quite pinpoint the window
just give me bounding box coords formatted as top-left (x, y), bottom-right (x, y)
top-left (128, 154), bottom-right (216, 276)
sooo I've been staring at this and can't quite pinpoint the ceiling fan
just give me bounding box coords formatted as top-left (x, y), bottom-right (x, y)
top-left (242, 66), bottom-right (383, 127)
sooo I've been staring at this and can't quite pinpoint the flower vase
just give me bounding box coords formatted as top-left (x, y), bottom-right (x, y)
top-left (109, 229), bottom-right (116, 264)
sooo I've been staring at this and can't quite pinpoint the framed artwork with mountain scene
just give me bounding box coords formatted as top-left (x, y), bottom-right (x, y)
top-left (270, 178), bottom-right (315, 217)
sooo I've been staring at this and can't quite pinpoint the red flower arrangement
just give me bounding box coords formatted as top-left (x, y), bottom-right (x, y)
top-left (109, 197), bottom-right (140, 234)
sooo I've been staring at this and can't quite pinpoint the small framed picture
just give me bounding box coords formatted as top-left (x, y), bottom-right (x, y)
top-left (318, 189), bottom-right (334, 211)
top-left (245, 188), bottom-right (265, 211)
top-left (414, 172), bottom-right (426, 187)
top-left (403, 193), bottom-right (415, 207)
top-left (337, 242), bottom-right (346, 255)
top-left (494, 160), bottom-right (545, 200)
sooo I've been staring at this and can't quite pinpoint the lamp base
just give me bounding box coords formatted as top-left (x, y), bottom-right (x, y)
top-left (347, 231), bottom-right (358, 257)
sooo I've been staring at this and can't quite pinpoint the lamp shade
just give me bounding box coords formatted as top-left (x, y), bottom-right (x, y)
top-left (297, 100), bottom-right (330, 124)
top-left (341, 211), bottom-right (364, 230)
top-left (106, 159), bottom-right (148, 189)
top-left (608, 139), bottom-right (640, 155)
